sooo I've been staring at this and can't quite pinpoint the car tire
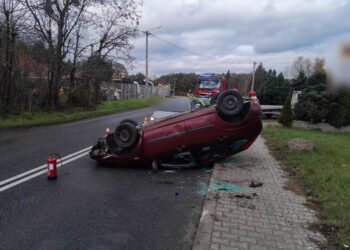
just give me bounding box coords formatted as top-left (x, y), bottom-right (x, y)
top-left (120, 119), bottom-right (138, 126)
top-left (114, 122), bottom-right (139, 149)
top-left (216, 90), bottom-right (244, 117)
top-left (106, 133), bottom-right (123, 153)
top-left (209, 93), bottom-right (219, 105)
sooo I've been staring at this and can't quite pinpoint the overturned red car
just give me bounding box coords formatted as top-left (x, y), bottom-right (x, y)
top-left (90, 90), bottom-right (262, 170)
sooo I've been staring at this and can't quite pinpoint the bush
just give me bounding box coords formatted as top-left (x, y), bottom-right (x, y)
top-left (294, 90), bottom-right (329, 123)
top-left (326, 91), bottom-right (350, 128)
top-left (294, 98), bottom-right (311, 121)
top-left (294, 89), bottom-right (350, 128)
top-left (278, 94), bottom-right (294, 126)
top-left (70, 85), bottom-right (94, 108)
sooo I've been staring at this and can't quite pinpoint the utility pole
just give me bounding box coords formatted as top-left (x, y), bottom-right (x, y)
top-left (90, 44), bottom-right (94, 57)
top-left (145, 31), bottom-right (149, 81)
top-left (143, 26), bottom-right (161, 82)
top-left (251, 61), bottom-right (257, 91)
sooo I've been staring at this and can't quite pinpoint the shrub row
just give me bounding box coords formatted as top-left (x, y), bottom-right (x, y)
top-left (294, 90), bottom-right (350, 128)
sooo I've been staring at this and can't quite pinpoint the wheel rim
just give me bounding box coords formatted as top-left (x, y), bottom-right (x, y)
top-left (223, 95), bottom-right (238, 110)
top-left (119, 129), bottom-right (130, 142)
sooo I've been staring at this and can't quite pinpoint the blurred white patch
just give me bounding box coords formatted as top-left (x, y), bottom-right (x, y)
top-left (182, 0), bottom-right (200, 4)
top-left (328, 41), bottom-right (350, 90)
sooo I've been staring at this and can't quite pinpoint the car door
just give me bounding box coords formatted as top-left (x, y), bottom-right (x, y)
top-left (184, 112), bottom-right (219, 150)
top-left (143, 121), bottom-right (187, 159)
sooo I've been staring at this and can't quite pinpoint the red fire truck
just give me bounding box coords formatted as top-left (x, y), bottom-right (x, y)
top-left (195, 73), bottom-right (228, 97)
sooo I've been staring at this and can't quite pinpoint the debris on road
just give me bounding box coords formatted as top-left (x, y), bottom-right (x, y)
top-left (210, 180), bottom-right (245, 193)
top-left (164, 170), bottom-right (176, 174)
top-left (234, 193), bottom-right (255, 199)
top-left (197, 180), bottom-right (245, 195)
top-left (249, 180), bottom-right (263, 188)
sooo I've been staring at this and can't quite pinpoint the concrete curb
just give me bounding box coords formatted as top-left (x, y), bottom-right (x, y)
top-left (192, 163), bottom-right (219, 250)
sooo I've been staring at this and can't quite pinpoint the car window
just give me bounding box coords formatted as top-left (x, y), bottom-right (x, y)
top-left (155, 97), bottom-right (191, 112)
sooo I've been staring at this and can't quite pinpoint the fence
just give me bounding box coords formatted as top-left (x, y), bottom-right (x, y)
top-left (101, 82), bottom-right (171, 100)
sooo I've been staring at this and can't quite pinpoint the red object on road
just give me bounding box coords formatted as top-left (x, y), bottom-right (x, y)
top-left (47, 155), bottom-right (57, 179)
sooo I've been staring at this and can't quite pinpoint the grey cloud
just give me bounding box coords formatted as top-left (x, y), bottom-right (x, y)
top-left (129, 0), bottom-right (350, 75)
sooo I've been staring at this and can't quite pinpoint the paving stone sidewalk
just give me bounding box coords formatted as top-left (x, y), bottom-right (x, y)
top-left (193, 136), bottom-right (326, 250)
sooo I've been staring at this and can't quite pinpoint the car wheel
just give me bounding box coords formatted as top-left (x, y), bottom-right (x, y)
top-left (120, 119), bottom-right (138, 126)
top-left (216, 90), bottom-right (244, 117)
top-left (114, 122), bottom-right (139, 149)
top-left (209, 93), bottom-right (219, 105)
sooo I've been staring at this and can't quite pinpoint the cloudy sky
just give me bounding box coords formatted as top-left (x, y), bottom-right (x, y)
top-left (129, 0), bottom-right (350, 77)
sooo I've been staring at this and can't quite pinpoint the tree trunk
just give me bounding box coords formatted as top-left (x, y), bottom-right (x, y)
top-left (6, 29), bottom-right (16, 107)
top-left (2, 10), bottom-right (11, 110)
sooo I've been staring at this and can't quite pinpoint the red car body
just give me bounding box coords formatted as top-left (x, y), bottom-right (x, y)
top-left (90, 96), bottom-right (262, 167)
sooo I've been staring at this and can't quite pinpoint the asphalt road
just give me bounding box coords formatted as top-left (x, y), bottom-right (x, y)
top-left (0, 97), bottom-right (210, 250)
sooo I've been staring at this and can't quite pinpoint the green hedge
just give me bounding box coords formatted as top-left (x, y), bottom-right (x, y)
top-left (294, 90), bottom-right (350, 128)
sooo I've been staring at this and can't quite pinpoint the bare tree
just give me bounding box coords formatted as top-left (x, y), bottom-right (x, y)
top-left (0, 0), bottom-right (28, 113)
top-left (21, 0), bottom-right (141, 108)
top-left (89, 0), bottom-right (141, 62)
top-left (290, 56), bottom-right (313, 78)
top-left (22, 0), bottom-right (91, 108)
top-left (80, 0), bottom-right (141, 104)
top-left (313, 57), bottom-right (326, 75)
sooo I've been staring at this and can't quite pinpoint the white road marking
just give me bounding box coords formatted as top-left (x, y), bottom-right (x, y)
top-left (0, 146), bottom-right (91, 187)
top-left (0, 147), bottom-right (91, 193)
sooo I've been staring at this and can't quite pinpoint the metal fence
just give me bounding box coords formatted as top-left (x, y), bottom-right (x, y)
top-left (101, 82), bottom-right (171, 100)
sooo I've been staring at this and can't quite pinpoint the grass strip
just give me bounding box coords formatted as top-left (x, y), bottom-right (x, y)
top-left (0, 97), bottom-right (161, 130)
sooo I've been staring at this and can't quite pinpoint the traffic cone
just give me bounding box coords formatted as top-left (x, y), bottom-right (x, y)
top-left (105, 127), bottom-right (110, 137)
top-left (143, 116), bottom-right (148, 125)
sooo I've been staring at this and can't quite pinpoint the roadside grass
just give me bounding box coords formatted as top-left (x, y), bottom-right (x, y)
top-left (0, 97), bottom-right (161, 130)
top-left (263, 126), bottom-right (350, 247)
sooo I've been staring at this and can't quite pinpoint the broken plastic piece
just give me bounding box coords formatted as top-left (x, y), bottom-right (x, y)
top-left (164, 170), bottom-right (176, 174)
top-left (249, 181), bottom-right (263, 188)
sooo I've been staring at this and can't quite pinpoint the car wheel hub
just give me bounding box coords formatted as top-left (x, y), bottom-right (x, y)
top-left (223, 96), bottom-right (237, 109)
top-left (119, 129), bottom-right (130, 142)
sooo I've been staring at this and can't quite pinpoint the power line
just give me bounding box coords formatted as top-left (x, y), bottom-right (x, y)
top-left (150, 33), bottom-right (215, 61)
top-left (149, 33), bottom-right (254, 68)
